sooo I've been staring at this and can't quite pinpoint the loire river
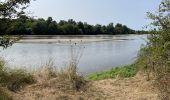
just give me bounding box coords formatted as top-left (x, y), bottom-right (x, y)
top-left (0, 35), bottom-right (147, 75)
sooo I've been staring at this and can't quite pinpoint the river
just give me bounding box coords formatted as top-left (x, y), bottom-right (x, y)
top-left (0, 34), bottom-right (147, 75)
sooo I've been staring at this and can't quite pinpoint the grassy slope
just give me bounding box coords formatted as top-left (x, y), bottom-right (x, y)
top-left (0, 61), bottom-right (160, 99)
top-left (88, 64), bottom-right (138, 80)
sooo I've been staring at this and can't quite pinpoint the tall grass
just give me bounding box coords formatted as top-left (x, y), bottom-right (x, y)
top-left (35, 44), bottom-right (86, 91)
top-left (1, 69), bottom-right (35, 91)
top-left (65, 45), bottom-right (85, 90)
top-left (0, 87), bottom-right (12, 100)
top-left (0, 58), bottom-right (35, 92)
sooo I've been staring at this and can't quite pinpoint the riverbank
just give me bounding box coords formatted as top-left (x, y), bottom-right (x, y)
top-left (18, 38), bottom-right (116, 44)
top-left (0, 62), bottom-right (162, 100)
top-left (10, 74), bottom-right (159, 100)
top-left (18, 38), bottom-right (130, 44)
top-left (16, 34), bottom-right (141, 43)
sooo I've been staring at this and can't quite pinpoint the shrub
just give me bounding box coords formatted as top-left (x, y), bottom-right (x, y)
top-left (0, 69), bottom-right (35, 91)
top-left (137, 0), bottom-right (170, 99)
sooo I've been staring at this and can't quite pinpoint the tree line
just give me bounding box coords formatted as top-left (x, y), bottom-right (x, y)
top-left (6, 17), bottom-right (145, 35)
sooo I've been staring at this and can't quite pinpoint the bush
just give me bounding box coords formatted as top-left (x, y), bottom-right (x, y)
top-left (0, 69), bottom-right (35, 91)
top-left (137, 0), bottom-right (170, 99)
top-left (1, 69), bottom-right (35, 91)
top-left (0, 58), bottom-right (35, 91)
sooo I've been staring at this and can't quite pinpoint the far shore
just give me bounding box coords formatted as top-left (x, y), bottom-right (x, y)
top-left (16, 34), bottom-right (139, 43)
top-left (18, 38), bottom-right (130, 43)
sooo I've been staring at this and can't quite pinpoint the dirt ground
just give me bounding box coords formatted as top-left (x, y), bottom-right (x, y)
top-left (10, 73), bottom-right (160, 100)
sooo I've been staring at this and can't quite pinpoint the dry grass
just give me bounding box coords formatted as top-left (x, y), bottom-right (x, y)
top-left (0, 87), bottom-right (13, 100)
top-left (0, 57), bottom-right (35, 93)
top-left (155, 73), bottom-right (170, 100)
top-left (10, 72), bottom-right (161, 100)
top-left (0, 68), bottom-right (35, 92)
top-left (35, 60), bottom-right (86, 90)
top-left (0, 60), bottom-right (162, 100)
top-left (0, 44), bottom-right (166, 99)
top-left (11, 62), bottom-right (90, 100)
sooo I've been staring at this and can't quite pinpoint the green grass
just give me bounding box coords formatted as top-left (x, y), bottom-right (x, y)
top-left (88, 64), bottom-right (138, 80)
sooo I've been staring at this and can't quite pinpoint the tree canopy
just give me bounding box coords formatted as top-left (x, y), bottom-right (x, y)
top-left (0, 0), bottom-right (31, 48)
top-left (6, 17), bottom-right (142, 35)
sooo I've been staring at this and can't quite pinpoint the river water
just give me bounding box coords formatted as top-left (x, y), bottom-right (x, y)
top-left (0, 35), bottom-right (147, 75)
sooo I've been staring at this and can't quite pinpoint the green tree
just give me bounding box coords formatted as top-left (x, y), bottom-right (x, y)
top-left (137, 0), bottom-right (170, 99)
top-left (32, 19), bottom-right (48, 35)
top-left (106, 23), bottom-right (115, 34)
top-left (84, 23), bottom-right (94, 35)
top-left (46, 17), bottom-right (53, 25)
top-left (0, 0), bottom-right (31, 48)
top-left (47, 22), bottom-right (58, 35)
top-left (94, 24), bottom-right (102, 34)
top-left (115, 23), bottom-right (123, 34)
top-left (77, 22), bottom-right (85, 34)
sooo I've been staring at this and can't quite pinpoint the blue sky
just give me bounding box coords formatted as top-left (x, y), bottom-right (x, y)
top-left (28, 0), bottom-right (162, 30)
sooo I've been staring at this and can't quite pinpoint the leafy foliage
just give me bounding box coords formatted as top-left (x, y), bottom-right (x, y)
top-left (0, 0), bottom-right (31, 48)
top-left (137, 0), bottom-right (170, 99)
top-left (137, 0), bottom-right (170, 78)
top-left (6, 17), bottom-right (141, 35)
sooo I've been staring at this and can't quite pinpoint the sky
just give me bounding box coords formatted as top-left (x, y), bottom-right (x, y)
top-left (27, 0), bottom-right (162, 30)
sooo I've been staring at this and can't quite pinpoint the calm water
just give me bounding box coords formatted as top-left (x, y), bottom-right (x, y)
top-left (0, 35), bottom-right (147, 75)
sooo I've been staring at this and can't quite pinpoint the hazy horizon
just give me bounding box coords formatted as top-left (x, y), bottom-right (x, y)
top-left (27, 0), bottom-right (162, 30)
